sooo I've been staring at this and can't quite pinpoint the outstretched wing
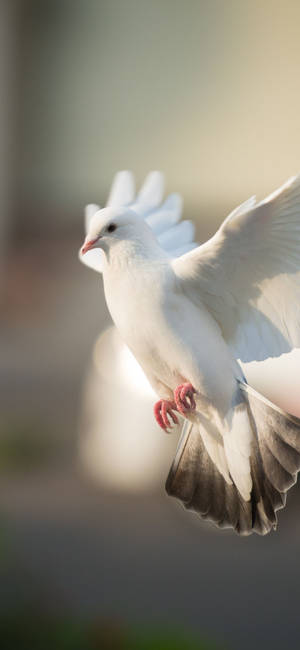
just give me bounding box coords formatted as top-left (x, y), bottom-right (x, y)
top-left (173, 175), bottom-right (300, 362)
top-left (80, 170), bottom-right (197, 273)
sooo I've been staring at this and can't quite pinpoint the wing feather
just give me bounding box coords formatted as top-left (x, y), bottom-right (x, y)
top-left (158, 220), bottom-right (195, 251)
top-left (106, 171), bottom-right (135, 207)
top-left (85, 204), bottom-right (100, 234)
top-left (135, 170), bottom-right (164, 210)
top-left (173, 175), bottom-right (300, 362)
top-left (145, 193), bottom-right (182, 234)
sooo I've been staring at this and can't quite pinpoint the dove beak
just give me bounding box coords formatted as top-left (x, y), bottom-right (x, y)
top-left (81, 236), bottom-right (100, 255)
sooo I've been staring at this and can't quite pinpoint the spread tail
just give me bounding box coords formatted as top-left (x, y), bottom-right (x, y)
top-left (166, 380), bottom-right (300, 535)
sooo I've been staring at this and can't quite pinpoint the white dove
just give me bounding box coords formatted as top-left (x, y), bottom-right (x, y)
top-left (80, 171), bottom-right (300, 536)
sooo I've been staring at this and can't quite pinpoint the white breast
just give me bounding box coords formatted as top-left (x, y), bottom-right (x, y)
top-left (103, 260), bottom-right (171, 348)
top-left (103, 255), bottom-right (236, 410)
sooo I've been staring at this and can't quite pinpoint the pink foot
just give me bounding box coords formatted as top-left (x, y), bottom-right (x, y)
top-left (174, 382), bottom-right (197, 415)
top-left (154, 399), bottom-right (179, 431)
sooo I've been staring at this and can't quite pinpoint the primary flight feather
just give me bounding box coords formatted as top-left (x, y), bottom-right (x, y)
top-left (80, 171), bottom-right (300, 535)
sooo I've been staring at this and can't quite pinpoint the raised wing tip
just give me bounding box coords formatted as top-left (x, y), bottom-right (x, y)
top-left (106, 170), bottom-right (135, 207)
top-left (114, 169), bottom-right (134, 181)
top-left (223, 195), bottom-right (257, 228)
top-left (85, 203), bottom-right (100, 234)
top-left (258, 174), bottom-right (300, 207)
top-left (144, 170), bottom-right (164, 181)
top-left (136, 170), bottom-right (165, 207)
top-left (284, 174), bottom-right (299, 188)
top-left (163, 192), bottom-right (183, 211)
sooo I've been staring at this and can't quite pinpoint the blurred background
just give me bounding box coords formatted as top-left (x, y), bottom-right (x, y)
top-left (2, 0), bottom-right (300, 648)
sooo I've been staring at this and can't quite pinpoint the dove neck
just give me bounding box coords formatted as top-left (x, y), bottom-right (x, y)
top-left (102, 236), bottom-right (168, 272)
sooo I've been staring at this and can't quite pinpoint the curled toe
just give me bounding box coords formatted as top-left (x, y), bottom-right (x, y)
top-left (154, 399), bottom-right (178, 431)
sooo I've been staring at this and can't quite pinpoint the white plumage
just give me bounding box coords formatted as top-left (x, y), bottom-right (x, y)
top-left (80, 171), bottom-right (300, 535)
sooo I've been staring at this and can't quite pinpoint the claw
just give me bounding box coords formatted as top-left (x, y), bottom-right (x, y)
top-left (154, 399), bottom-right (178, 432)
top-left (174, 382), bottom-right (197, 414)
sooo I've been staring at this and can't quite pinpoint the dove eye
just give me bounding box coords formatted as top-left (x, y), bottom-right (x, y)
top-left (107, 223), bottom-right (117, 233)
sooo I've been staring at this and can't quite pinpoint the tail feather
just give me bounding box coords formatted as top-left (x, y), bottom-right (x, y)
top-left (243, 382), bottom-right (300, 494)
top-left (264, 428), bottom-right (300, 475)
top-left (249, 438), bottom-right (281, 534)
top-left (166, 381), bottom-right (300, 536)
top-left (166, 421), bottom-right (254, 535)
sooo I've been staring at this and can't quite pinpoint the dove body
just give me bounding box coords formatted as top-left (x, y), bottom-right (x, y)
top-left (80, 172), bottom-right (300, 535)
top-left (88, 209), bottom-right (237, 418)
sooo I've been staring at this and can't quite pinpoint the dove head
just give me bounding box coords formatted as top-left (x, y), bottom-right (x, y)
top-left (81, 206), bottom-right (161, 262)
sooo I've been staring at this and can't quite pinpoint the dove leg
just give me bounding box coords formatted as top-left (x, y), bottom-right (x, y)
top-left (154, 399), bottom-right (179, 432)
top-left (174, 382), bottom-right (197, 415)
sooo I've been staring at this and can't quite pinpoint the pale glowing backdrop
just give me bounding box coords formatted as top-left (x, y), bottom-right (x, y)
top-left (2, 3), bottom-right (300, 649)
top-left (16, 0), bottom-right (300, 234)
